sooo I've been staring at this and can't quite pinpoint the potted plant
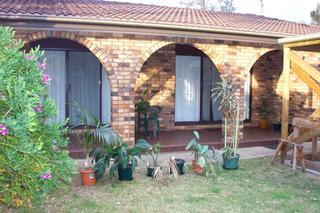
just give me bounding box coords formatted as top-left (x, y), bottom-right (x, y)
top-left (258, 98), bottom-right (269, 129)
top-left (92, 138), bottom-right (151, 181)
top-left (173, 158), bottom-right (185, 175)
top-left (71, 102), bottom-right (118, 186)
top-left (145, 142), bottom-right (161, 177)
top-left (135, 90), bottom-right (150, 134)
top-left (271, 110), bottom-right (281, 131)
top-left (212, 77), bottom-right (241, 170)
top-left (186, 131), bottom-right (216, 175)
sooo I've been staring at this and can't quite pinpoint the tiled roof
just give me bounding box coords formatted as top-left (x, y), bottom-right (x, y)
top-left (1, 0), bottom-right (320, 37)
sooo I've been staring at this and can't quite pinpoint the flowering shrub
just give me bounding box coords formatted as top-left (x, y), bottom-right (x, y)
top-left (0, 27), bottom-right (75, 208)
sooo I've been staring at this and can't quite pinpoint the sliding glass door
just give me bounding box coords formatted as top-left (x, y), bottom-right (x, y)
top-left (69, 52), bottom-right (101, 124)
top-left (175, 55), bottom-right (201, 122)
top-left (43, 50), bottom-right (111, 125)
top-left (175, 55), bottom-right (222, 123)
top-left (44, 51), bottom-right (66, 123)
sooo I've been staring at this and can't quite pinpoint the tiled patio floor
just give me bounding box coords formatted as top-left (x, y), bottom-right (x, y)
top-left (70, 127), bottom-right (281, 158)
top-left (136, 127), bottom-right (281, 152)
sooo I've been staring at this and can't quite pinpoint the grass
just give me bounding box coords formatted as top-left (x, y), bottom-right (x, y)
top-left (17, 157), bottom-right (320, 213)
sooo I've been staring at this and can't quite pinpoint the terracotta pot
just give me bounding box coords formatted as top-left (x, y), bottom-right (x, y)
top-left (79, 168), bottom-right (96, 186)
top-left (192, 160), bottom-right (203, 174)
top-left (259, 119), bottom-right (268, 129)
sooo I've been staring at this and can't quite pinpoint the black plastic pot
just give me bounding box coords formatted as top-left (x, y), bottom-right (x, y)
top-left (118, 165), bottom-right (133, 181)
top-left (223, 154), bottom-right (240, 170)
top-left (174, 159), bottom-right (185, 175)
top-left (272, 123), bottom-right (281, 131)
top-left (147, 166), bottom-right (156, 177)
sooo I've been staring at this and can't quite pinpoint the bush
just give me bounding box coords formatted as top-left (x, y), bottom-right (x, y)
top-left (0, 27), bottom-right (75, 208)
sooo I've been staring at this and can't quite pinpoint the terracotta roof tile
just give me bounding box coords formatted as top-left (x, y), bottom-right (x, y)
top-left (1, 0), bottom-right (320, 36)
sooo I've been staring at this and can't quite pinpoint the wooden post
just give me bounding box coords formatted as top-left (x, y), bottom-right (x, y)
top-left (293, 144), bottom-right (297, 171)
top-left (312, 136), bottom-right (318, 161)
top-left (281, 46), bottom-right (290, 139)
top-left (297, 146), bottom-right (306, 172)
top-left (279, 47), bottom-right (290, 163)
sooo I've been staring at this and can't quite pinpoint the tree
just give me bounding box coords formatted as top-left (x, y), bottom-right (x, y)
top-left (0, 27), bottom-right (75, 208)
top-left (311, 3), bottom-right (320, 25)
top-left (178, 0), bottom-right (235, 12)
top-left (218, 0), bottom-right (235, 12)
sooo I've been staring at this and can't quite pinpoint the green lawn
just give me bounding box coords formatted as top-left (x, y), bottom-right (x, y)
top-left (19, 157), bottom-right (320, 213)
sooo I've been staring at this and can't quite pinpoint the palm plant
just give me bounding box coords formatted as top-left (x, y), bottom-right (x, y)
top-left (211, 77), bottom-right (240, 158)
top-left (70, 101), bottom-right (119, 168)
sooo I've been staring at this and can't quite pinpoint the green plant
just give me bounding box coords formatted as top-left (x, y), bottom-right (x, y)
top-left (211, 77), bottom-right (240, 158)
top-left (185, 131), bottom-right (217, 175)
top-left (91, 138), bottom-right (151, 180)
top-left (70, 102), bottom-right (118, 168)
top-left (146, 142), bottom-right (161, 167)
top-left (259, 98), bottom-right (269, 119)
top-left (0, 27), bottom-right (75, 208)
top-left (135, 90), bottom-right (150, 113)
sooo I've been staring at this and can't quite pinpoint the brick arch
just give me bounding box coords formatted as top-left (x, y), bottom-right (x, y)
top-left (23, 31), bottom-right (118, 127)
top-left (22, 31), bottom-right (118, 89)
top-left (132, 40), bottom-right (223, 82)
top-left (244, 48), bottom-right (280, 79)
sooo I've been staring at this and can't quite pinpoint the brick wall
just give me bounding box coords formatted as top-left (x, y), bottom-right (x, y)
top-left (251, 50), bottom-right (320, 126)
top-left (13, 28), bottom-right (282, 145)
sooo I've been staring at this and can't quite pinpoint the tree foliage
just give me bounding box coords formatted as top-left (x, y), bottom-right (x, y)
top-left (178, 0), bottom-right (235, 12)
top-left (311, 3), bottom-right (320, 25)
top-left (0, 27), bottom-right (75, 208)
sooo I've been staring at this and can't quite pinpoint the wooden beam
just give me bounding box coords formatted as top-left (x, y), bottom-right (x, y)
top-left (291, 62), bottom-right (320, 96)
top-left (289, 51), bottom-right (320, 83)
top-left (281, 47), bottom-right (290, 139)
top-left (292, 126), bottom-right (320, 144)
top-left (285, 39), bottom-right (320, 48)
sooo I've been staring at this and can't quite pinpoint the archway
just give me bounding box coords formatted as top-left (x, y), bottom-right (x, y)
top-left (28, 38), bottom-right (111, 125)
top-left (249, 49), bottom-right (283, 127)
top-left (134, 43), bottom-right (223, 138)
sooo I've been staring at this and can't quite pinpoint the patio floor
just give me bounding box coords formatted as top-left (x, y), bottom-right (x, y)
top-left (69, 127), bottom-right (280, 158)
top-left (136, 127), bottom-right (281, 152)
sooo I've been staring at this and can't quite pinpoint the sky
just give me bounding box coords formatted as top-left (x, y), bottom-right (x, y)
top-left (114, 0), bottom-right (320, 24)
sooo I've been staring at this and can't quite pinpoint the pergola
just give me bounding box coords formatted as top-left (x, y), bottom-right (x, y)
top-left (272, 33), bottom-right (320, 173)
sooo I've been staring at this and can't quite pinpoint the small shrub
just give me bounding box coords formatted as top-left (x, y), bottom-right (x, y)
top-left (0, 27), bottom-right (75, 208)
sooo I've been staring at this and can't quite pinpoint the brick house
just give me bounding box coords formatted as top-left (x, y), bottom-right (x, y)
top-left (1, 0), bottom-right (320, 147)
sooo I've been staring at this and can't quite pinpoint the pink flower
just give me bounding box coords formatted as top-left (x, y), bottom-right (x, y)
top-left (40, 172), bottom-right (52, 179)
top-left (42, 74), bottom-right (51, 85)
top-left (24, 54), bottom-right (35, 61)
top-left (0, 124), bottom-right (8, 136)
top-left (34, 103), bottom-right (43, 113)
top-left (38, 61), bottom-right (47, 70)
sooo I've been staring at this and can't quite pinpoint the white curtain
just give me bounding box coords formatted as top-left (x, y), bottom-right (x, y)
top-left (101, 67), bottom-right (111, 124)
top-left (44, 51), bottom-right (66, 123)
top-left (175, 55), bottom-right (201, 122)
top-left (69, 52), bottom-right (100, 125)
top-left (244, 73), bottom-right (251, 120)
